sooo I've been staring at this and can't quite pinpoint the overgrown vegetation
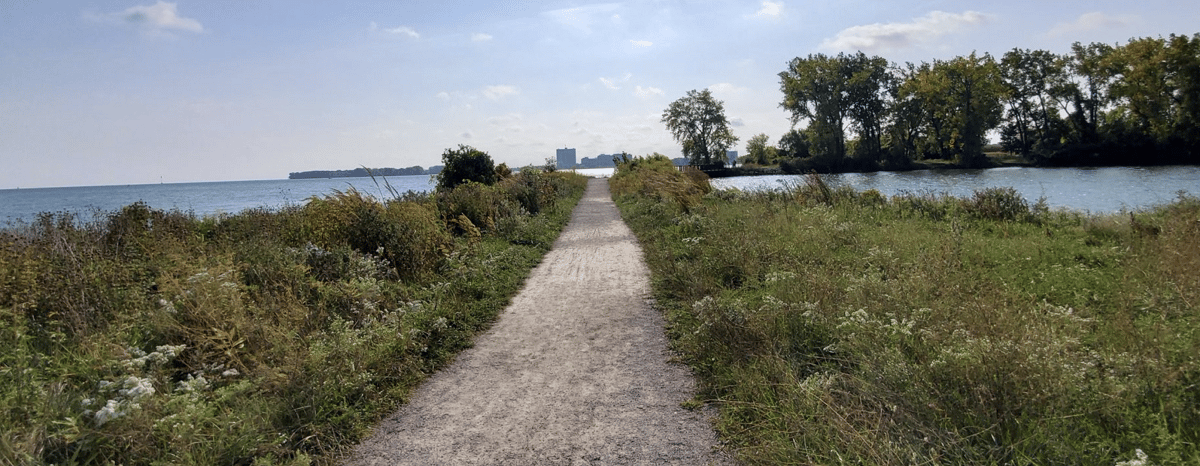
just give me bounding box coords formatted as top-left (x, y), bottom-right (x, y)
top-left (0, 167), bottom-right (586, 465)
top-left (612, 154), bottom-right (1200, 465)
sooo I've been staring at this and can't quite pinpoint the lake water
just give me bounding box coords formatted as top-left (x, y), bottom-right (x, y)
top-left (1, 166), bottom-right (1195, 224)
top-left (0, 176), bottom-right (435, 224)
top-left (710, 165), bottom-right (1198, 214)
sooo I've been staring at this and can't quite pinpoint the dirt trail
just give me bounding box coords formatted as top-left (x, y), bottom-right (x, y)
top-left (344, 178), bottom-right (731, 465)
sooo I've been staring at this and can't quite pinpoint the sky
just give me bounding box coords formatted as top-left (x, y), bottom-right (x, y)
top-left (2, 1), bottom-right (1197, 188)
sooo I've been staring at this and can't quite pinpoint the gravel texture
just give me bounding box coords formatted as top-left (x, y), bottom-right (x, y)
top-left (343, 178), bottom-right (732, 465)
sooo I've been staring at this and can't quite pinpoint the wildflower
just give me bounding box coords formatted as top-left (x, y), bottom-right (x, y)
top-left (175, 374), bottom-right (210, 394)
top-left (1116, 449), bottom-right (1151, 466)
top-left (94, 399), bottom-right (124, 426)
top-left (118, 376), bottom-right (155, 401)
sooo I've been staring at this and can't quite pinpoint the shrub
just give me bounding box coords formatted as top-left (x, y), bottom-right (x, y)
top-left (382, 201), bottom-right (450, 278)
top-left (964, 186), bottom-right (1031, 222)
top-left (611, 153), bottom-right (711, 212)
top-left (435, 145), bottom-right (496, 191)
top-left (437, 182), bottom-right (504, 234)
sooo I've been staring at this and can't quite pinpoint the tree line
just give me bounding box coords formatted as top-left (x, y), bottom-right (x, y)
top-left (667, 34), bottom-right (1200, 172)
top-left (288, 165), bottom-right (440, 179)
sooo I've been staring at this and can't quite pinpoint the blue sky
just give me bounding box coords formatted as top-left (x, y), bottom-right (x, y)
top-left (2, 1), bottom-right (1196, 188)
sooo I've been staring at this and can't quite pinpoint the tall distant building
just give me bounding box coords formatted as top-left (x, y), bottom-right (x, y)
top-left (556, 148), bottom-right (577, 169)
top-left (727, 150), bottom-right (738, 165)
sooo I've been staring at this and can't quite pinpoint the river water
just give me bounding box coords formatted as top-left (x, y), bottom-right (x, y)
top-left (1, 166), bottom-right (1195, 224)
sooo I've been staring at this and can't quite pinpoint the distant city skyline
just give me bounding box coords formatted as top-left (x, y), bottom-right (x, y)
top-left (4, 1), bottom-right (1198, 188)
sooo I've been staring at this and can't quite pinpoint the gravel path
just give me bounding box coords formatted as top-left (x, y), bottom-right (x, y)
top-left (344, 178), bottom-right (731, 465)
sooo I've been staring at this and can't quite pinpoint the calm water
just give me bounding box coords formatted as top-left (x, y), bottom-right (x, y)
top-left (1, 166), bottom-right (1195, 224)
top-left (711, 166), bottom-right (1198, 213)
top-left (0, 176), bottom-right (435, 224)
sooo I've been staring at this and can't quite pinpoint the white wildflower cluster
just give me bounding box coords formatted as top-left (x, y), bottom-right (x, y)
top-left (681, 236), bottom-right (704, 245)
top-left (124, 344), bottom-right (186, 370)
top-left (692, 296), bottom-right (752, 328)
top-left (1116, 449), bottom-right (1152, 466)
top-left (175, 374), bottom-right (209, 394)
top-left (82, 344), bottom-right (187, 426)
top-left (85, 376), bottom-right (156, 426)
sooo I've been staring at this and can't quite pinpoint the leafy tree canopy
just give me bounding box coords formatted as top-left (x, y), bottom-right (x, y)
top-left (662, 89), bottom-right (739, 166)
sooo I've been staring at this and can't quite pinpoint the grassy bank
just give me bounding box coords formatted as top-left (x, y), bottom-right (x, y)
top-left (0, 169), bottom-right (586, 465)
top-left (611, 154), bottom-right (1199, 465)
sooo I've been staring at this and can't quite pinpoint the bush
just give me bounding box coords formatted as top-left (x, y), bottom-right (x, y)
top-left (436, 145), bottom-right (496, 191)
top-left (964, 186), bottom-right (1031, 222)
top-left (611, 153), bottom-right (711, 212)
top-left (299, 189), bottom-right (449, 280)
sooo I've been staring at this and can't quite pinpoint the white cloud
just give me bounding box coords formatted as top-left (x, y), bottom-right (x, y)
top-left (90, 1), bottom-right (203, 35)
top-left (634, 86), bottom-right (663, 99)
top-left (543, 3), bottom-right (620, 34)
top-left (436, 92), bottom-right (450, 100)
top-left (820, 10), bottom-right (990, 53)
top-left (752, 1), bottom-right (784, 19)
top-left (482, 85), bottom-right (519, 100)
top-left (472, 32), bottom-right (493, 42)
top-left (708, 83), bottom-right (748, 95)
top-left (600, 72), bottom-right (632, 90)
top-left (370, 22), bottom-right (419, 38)
top-left (630, 39), bottom-right (653, 47)
top-left (1048, 12), bottom-right (1138, 37)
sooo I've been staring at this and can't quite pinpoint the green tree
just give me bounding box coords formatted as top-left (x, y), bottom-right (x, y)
top-left (777, 128), bottom-right (810, 160)
top-left (744, 133), bottom-right (778, 165)
top-left (1108, 37), bottom-right (1176, 144)
top-left (898, 54), bottom-right (1004, 167)
top-left (661, 89), bottom-right (739, 166)
top-left (1057, 42), bottom-right (1117, 148)
top-left (999, 48), bottom-right (1069, 157)
top-left (436, 144), bottom-right (496, 191)
top-left (895, 61), bottom-right (955, 160)
top-left (1164, 33), bottom-right (1200, 156)
top-left (779, 52), bottom-right (891, 163)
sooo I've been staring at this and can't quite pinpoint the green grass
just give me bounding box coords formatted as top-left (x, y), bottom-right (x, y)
top-left (0, 169), bottom-right (587, 466)
top-left (611, 155), bottom-right (1200, 465)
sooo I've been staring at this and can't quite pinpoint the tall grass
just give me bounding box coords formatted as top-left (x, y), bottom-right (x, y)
top-left (612, 156), bottom-right (1199, 465)
top-left (0, 170), bottom-right (587, 465)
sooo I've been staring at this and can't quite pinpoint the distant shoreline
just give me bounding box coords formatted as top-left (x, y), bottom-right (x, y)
top-left (289, 166), bottom-right (442, 180)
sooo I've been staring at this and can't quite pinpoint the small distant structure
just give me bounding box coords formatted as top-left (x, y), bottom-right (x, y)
top-left (578, 153), bottom-right (621, 168)
top-left (727, 150), bottom-right (738, 166)
top-left (556, 148), bottom-right (577, 169)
